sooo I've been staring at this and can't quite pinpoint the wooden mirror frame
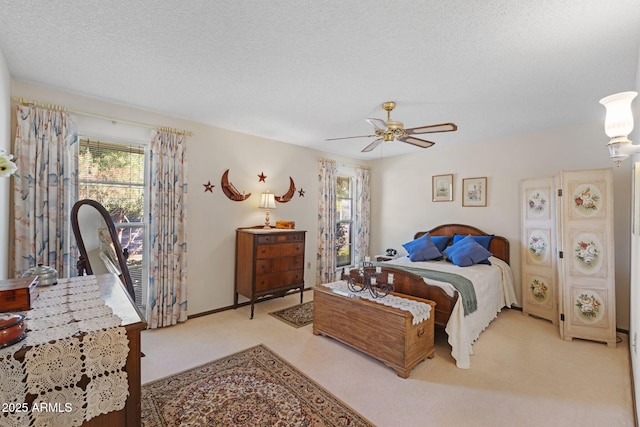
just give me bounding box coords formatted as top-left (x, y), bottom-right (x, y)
top-left (71, 199), bottom-right (135, 298)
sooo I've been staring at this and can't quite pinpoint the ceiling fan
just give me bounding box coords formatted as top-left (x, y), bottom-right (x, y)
top-left (327, 101), bottom-right (458, 152)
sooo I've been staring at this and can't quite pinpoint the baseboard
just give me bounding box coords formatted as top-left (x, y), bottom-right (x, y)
top-left (187, 288), bottom-right (312, 320)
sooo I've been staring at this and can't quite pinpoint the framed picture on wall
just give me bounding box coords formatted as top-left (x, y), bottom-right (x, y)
top-left (432, 174), bottom-right (453, 202)
top-left (462, 177), bottom-right (487, 207)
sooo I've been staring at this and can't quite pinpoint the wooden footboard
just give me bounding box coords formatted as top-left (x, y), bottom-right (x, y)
top-left (341, 266), bottom-right (456, 328)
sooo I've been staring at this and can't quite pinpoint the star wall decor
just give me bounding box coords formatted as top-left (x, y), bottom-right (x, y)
top-left (203, 181), bottom-right (214, 192)
top-left (258, 171), bottom-right (267, 182)
top-left (298, 188), bottom-right (305, 197)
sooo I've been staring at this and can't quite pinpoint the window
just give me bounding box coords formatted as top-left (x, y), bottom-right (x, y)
top-left (78, 138), bottom-right (148, 310)
top-left (336, 175), bottom-right (353, 267)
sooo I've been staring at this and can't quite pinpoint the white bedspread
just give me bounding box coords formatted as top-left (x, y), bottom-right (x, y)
top-left (384, 256), bottom-right (518, 369)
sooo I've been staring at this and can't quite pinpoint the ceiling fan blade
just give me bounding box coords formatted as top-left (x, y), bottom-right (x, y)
top-left (326, 134), bottom-right (377, 141)
top-left (405, 122), bottom-right (458, 134)
top-left (362, 138), bottom-right (384, 152)
top-left (366, 118), bottom-right (387, 131)
top-left (398, 135), bottom-right (435, 148)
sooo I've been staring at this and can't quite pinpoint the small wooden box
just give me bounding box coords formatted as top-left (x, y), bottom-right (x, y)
top-left (275, 221), bottom-right (295, 229)
top-left (313, 285), bottom-right (435, 378)
top-left (0, 276), bottom-right (38, 312)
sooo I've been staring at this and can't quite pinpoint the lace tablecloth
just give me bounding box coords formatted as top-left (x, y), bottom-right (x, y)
top-left (0, 276), bottom-right (130, 427)
top-left (320, 281), bottom-right (432, 325)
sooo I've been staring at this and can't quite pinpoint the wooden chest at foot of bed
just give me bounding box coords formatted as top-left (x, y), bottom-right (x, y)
top-left (312, 285), bottom-right (435, 378)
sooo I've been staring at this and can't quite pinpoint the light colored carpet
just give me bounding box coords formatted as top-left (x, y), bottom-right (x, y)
top-left (141, 291), bottom-right (634, 427)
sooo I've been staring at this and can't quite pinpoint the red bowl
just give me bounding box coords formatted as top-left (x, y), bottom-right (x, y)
top-left (0, 313), bottom-right (26, 348)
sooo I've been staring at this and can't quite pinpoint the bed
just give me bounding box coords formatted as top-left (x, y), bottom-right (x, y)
top-left (365, 224), bottom-right (517, 369)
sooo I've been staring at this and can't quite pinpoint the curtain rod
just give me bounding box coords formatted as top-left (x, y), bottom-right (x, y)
top-left (11, 96), bottom-right (194, 137)
top-left (317, 157), bottom-right (370, 170)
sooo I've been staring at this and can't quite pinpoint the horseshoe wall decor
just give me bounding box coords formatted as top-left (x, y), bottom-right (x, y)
top-left (275, 177), bottom-right (296, 203)
top-left (221, 169), bottom-right (251, 201)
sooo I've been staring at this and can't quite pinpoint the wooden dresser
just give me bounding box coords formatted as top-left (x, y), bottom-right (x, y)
top-left (1, 274), bottom-right (145, 427)
top-left (235, 228), bottom-right (306, 318)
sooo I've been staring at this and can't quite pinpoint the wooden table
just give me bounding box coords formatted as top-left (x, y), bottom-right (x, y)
top-left (313, 285), bottom-right (435, 378)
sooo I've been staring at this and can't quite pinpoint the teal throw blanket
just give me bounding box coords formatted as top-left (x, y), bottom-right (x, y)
top-left (376, 263), bottom-right (477, 316)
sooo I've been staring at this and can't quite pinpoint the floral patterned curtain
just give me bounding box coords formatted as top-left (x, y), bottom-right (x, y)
top-left (316, 159), bottom-right (337, 284)
top-left (354, 166), bottom-right (370, 263)
top-left (12, 105), bottom-right (78, 278)
top-left (147, 130), bottom-right (188, 328)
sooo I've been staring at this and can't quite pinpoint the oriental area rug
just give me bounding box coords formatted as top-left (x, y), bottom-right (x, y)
top-left (141, 344), bottom-right (374, 427)
top-left (269, 301), bottom-right (314, 328)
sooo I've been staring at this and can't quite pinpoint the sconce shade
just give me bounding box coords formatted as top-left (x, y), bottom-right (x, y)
top-left (259, 192), bottom-right (277, 209)
top-left (600, 91), bottom-right (637, 141)
top-left (599, 91), bottom-right (638, 166)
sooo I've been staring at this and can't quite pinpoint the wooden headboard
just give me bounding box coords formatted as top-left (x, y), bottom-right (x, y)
top-left (414, 224), bottom-right (510, 265)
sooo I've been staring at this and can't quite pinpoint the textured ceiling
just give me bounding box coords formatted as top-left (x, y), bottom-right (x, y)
top-left (0, 1), bottom-right (639, 159)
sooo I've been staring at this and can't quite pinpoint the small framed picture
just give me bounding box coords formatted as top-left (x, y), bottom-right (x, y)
top-left (432, 174), bottom-right (453, 202)
top-left (462, 177), bottom-right (487, 207)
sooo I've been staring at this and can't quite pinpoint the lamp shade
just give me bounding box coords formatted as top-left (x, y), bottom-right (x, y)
top-left (259, 192), bottom-right (277, 209)
top-left (599, 91), bottom-right (637, 141)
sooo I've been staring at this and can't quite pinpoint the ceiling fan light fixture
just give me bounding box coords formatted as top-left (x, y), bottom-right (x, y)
top-left (326, 101), bottom-right (457, 153)
top-left (386, 120), bottom-right (403, 130)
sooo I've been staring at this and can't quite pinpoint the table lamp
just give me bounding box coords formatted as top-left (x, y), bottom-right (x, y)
top-left (259, 192), bottom-right (277, 229)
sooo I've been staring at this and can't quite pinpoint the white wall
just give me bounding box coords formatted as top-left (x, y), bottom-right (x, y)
top-left (628, 45), bottom-right (640, 426)
top-left (369, 123), bottom-right (632, 329)
top-left (0, 48), bottom-right (11, 279)
top-left (10, 80), bottom-right (364, 315)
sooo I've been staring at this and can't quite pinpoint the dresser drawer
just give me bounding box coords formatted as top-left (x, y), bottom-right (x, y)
top-left (256, 242), bottom-right (304, 258)
top-left (255, 270), bottom-right (304, 292)
top-left (256, 232), bottom-right (305, 245)
top-left (255, 256), bottom-right (304, 274)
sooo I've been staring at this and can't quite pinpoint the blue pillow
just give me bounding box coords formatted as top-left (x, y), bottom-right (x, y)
top-left (444, 235), bottom-right (493, 267)
top-left (430, 235), bottom-right (451, 253)
top-left (402, 233), bottom-right (443, 261)
top-left (405, 234), bottom-right (450, 253)
top-left (453, 234), bottom-right (494, 250)
top-left (402, 234), bottom-right (426, 254)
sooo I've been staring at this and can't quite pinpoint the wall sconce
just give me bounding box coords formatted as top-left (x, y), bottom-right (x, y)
top-left (258, 192), bottom-right (277, 229)
top-left (599, 91), bottom-right (638, 167)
